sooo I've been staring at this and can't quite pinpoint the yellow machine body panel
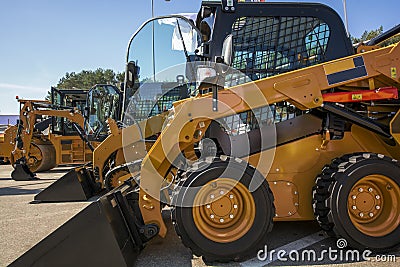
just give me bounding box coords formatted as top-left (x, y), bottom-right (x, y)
top-left (247, 125), bottom-right (400, 221)
top-left (0, 125), bottom-right (17, 162)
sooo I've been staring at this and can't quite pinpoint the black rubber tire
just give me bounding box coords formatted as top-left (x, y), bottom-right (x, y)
top-left (313, 153), bottom-right (363, 236)
top-left (313, 152), bottom-right (400, 251)
top-left (172, 156), bottom-right (275, 263)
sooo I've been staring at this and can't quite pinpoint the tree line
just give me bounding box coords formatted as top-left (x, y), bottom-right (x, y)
top-left (53, 26), bottom-right (399, 91)
top-left (56, 68), bottom-right (124, 89)
top-left (351, 26), bottom-right (400, 46)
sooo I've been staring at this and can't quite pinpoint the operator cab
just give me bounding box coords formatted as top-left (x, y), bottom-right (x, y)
top-left (198, 0), bottom-right (353, 82)
top-left (123, 0), bottom-right (354, 123)
top-left (51, 87), bottom-right (88, 135)
top-left (85, 84), bottom-right (122, 141)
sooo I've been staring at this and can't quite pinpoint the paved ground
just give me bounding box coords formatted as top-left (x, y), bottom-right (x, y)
top-left (0, 164), bottom-right (399, 267)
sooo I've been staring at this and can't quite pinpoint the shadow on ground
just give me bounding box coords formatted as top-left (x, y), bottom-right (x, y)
top-left (0, 186), bottom-right (42, 196)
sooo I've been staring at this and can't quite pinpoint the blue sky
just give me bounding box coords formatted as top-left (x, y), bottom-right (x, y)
top-left (0, 0), bottom-right (398, 114)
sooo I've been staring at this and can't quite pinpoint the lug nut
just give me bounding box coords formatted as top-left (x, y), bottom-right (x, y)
top-left (206, 205), bottom-right (211, 209)
top-left (359, 213), bottom-right (364, 217)
top-left (233, 204), bottom-right (238, 209)
top-left (220, 218), bottom-right (224, 223)
top-left (369, 213), bottom-right (374, 217)
top-left (229, 214), bottom-right (234, 219)
top-left (210, 214), bottom-right (215, 219)
top-left (229, 194), bottom-right (234, 199)
top-left (352, 206), bottom-right (357, 210)
top-left (352, 195), bottom-right (357, 199)
top-left (375, 195), bottom-right (380, 200)
top-left (358, 188), bottom-right (363, 192)
top-left (220, 190), bottom-right (224, 195)
top-left (368, 188), bottom-right (373, 192)
top-left (376, 205), bottom-right (381, 210)
top-left (210, 194), bottom-right (215, 199)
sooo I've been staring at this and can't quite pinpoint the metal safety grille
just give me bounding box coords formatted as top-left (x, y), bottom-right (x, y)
top-left (218, 102), bottom-right (304, 136)
top-left (124, 84), bottom-right (186, 124)
top-left (228, 16), bottom-right (330, 85)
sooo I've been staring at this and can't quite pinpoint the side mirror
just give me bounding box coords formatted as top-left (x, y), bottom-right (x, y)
top-left (125, 61), bottom-right (140, 89)
top-left (221, 34), bottom-right (233, 66)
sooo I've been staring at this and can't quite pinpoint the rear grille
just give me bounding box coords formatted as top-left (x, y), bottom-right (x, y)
top-left (227, 16), bottom-right (330, 86)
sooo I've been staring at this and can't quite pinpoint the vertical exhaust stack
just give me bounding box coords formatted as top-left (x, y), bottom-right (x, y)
top-left (11, 182), bottom-right (159, 267)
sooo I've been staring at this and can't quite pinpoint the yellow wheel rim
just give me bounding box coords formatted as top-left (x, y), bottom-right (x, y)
top-left (193, 178), bottom-right (255, 243)
top-left (347, 175), bottom-right (400, 237)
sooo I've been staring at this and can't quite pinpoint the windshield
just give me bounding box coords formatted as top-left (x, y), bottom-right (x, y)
top-left (86, 85), bottom-right (121, 138)
top-left (51, 88), bottom-right (87, 135)
top-left (127, 16), bottom-right (200, 83)
top-left (124, 16), bottom-right (200, 123)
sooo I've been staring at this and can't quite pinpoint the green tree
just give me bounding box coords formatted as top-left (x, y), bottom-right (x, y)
top-left (351, 26), bottom-right (400, 46)
top-left (116, 71), bottom-right (125, 83)
top-left (351, 26), bottom-right (383, 44)
top-left (56, 68), bottom-right (124, 89)
top-left (46, 68), bottom-right (125, 100)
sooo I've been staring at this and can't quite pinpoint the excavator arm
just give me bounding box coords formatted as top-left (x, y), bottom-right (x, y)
top-left (11, 100), bottom-right (85, 180)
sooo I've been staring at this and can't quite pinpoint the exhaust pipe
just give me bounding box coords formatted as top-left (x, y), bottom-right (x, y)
top-left (10, 181), bottom-right (159, 267)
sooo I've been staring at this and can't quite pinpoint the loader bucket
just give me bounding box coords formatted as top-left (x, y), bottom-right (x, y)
top-left (10, 182), bottom-right (159, 267)
top-left (11, 163), bottom-right (37, 181)
top-left (33, 167), bottom-right (100, 202)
